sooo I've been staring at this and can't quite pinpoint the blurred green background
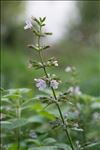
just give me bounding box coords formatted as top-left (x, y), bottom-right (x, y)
top-left (1, 1), bottom-right (100, 96)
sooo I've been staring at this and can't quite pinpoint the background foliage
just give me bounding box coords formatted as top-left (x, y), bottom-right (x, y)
top-left (1, 1), bottom-right (100, 150)
top-left (1, 1), bottom-right (100, 96)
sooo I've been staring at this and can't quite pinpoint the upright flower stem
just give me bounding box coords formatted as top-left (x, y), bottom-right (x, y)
top-left (37, 28), bottom-right (75, 150)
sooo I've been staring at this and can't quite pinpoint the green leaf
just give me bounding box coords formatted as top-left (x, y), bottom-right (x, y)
top-left (81, 142), bottom-right (100, 149)
top-left (43, 138), bottom-right (56, 145)
top-left (42, 17), bottom-right (46, 22)
top-left (71, 127), bottom-right (84, 132)
top-left (32, 29), bottom-right (41, 37)
top-left (1, 118), bottom-right (28, 129)
top-left (28, 45), bottom-right (50, 51)
top-left (1, 116), bottom-right (44, 130)
top-left (26, 139), bottom-right (41, 146)
top-left (44, 32), bottom-right (53, 35)
top-left (1, 97), bottom-right (11, 103)
top-left (38, 95), bottom-right (53, 103)
top-left (39, 17), bottom-right (46, 24)
top-left (39, 17), bottom-right (43, 22)
top-left (42, 45), bottom-right (50, 50)
top-left (41, 24), bottom-right (46, 27)
top-left (34, 18), bottom-right (41, 26)
top-left (1, 121), bottom-right (12, 129)
top-left (29, 146), bottom-right (58, 150)
top-left (28, 116), bottom-right (43, 123)
top-left (21, 98), bottom-right (35, 108)
top-left (29, 144), bottom-right (71, 150)
top-left (56, 143), bottom-right (71, 150)
top-left (10, 118), bottom-right (28, 129)
top-left (7, 88), bottom-right (31, 94)
top-left (40, 111), bottom-right (56, 120)
top-left (28, 60), bottom-right (43, 70)
top-left (3, 93), bottom-right (22, 100)
top-left (28, 45), bottom-right (39, 51)
top-left (91, 102), bottom-right (100, 109)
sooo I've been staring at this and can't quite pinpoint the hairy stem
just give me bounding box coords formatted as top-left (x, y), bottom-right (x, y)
top-left (37, 28), bottom-right (74, 150)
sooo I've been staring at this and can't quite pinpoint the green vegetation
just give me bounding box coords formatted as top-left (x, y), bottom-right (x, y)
top-left (1, 1), bottom-right (100, 150)
top-left (1, 88), bottom-right (100, 150)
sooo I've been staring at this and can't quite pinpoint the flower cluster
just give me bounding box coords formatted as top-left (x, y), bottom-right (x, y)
top-left (65, 66), bottom-right (76, 73)
top-left (47, 60), bottom-right (58, 67)
top-left (34, 78), bottom-right (59, 91)
top-left (68, 86), bottom-right (82, 95)
top-left (47, 58), bottom-right (59, 67)
top-left (28, 57), bottom-right (58, 70)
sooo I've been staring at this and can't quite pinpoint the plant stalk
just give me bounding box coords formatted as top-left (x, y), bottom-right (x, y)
top-left (37, 29), bottom-right (74, 150)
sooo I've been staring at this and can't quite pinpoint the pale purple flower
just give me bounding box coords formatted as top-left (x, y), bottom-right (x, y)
top-left (65, 66), bottom-right (72, 72)
top-left (68, 86), bottom-right (81, 95)
top-left (34, 79), bottom-right (46, 91)
top-left (74, 86), bottom-right (81, 95)
top-left (24, 19), bottom-right (33, 30)
top-left (50, 80), bottom-right (59, 89)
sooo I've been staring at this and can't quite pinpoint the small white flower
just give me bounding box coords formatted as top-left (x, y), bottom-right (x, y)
top-left (50, 80), bottom-right (59, 89)
top-left (68, 86), bottom-right (81, 95)
top-left (53, 61), bottom-right (58, 66)
top-left (68, 86), bottom-right (74, 93)
top-left (34, 79), bottom-right (46, 91)
top-left (24, 19), bottom-right (33, 30)
top-left (65, 66), bottom-right (72, 72)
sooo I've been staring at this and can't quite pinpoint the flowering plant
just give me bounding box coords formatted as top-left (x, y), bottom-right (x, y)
top-left (1, 16), bottom-right (99, 150)
top-left (24, 17), bottom-right (81, 150)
